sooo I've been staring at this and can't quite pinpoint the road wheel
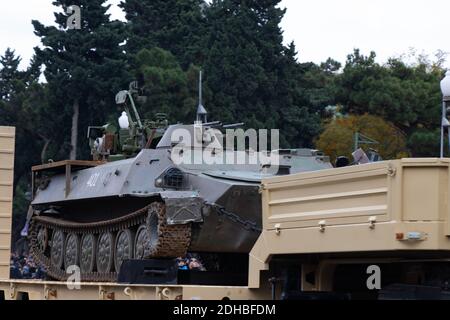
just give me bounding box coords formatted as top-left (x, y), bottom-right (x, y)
top-left (134, 225), bottom-right (150, 259)
top-left (114, 229), bottom-right (134, 273)
top-left (96, 232), bottom-right (114, 274)
top-left (80, 234), bottom-right (96, 274)
top-left (37, 226), bottom-right (48, 253)
top-left (64, 233), bottom-right (80, 269)
top-left (50, 230), bottom-right (65, 269)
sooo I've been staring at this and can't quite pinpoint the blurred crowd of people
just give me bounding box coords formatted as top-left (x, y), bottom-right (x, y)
top-left (10, 253), bottom-right (46, 280)
top-left (176, 254), bottom-right (206, 271)
top-left (10, 250), bottom-right (204, 279)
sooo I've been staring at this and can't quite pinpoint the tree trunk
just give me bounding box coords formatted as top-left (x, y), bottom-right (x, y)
top-left (70, 99), bottom-right (79, 160)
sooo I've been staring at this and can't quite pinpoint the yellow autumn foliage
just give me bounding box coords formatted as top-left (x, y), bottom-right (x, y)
top-left (315, 114), bottom-right (409, 164)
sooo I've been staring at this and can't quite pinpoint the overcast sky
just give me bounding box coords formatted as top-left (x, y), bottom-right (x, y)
top-left (1, 0), bottom-right (449, 70)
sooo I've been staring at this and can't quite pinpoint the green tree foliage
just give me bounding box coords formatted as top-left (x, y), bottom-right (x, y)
top-left (0, 49), bottom-right (50, 186)
top-left (0, 49), bottom-right (25, 100)
top-left (0, 49), bottom-right (52, 245)
top-left (203, 0), bottom-right (332, 147)
top-left (134, 47), bottom-right (204, 123)
top-left (122, 0), bottom-right (334, 148)
top-left (32, 0), bottom-right (130, 159)
top-left (335, 49), bottom-right (444, 156)
top-left (120, 0), bottom-right (207, 67)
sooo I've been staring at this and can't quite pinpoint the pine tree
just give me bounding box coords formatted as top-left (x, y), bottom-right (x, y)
top-left (134, 47), bottom-right (203, 123)
top-left (203, 0), bottom-right (327, 147)
top-left (120, 0), bottom-right (207, 68)
top-left (32, 0), bottom-right (130, 159)
top-left (0, 49), bottom-right (53, 204)
top-left (0, 48), bottom-right (24, 100)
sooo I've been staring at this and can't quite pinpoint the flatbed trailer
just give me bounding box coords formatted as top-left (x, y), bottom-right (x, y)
top-left (3, 124), bottom-right (450, 299)
top-left (0, 279), bottom-right (272, 300)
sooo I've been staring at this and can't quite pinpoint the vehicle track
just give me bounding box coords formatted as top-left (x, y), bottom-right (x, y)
top-left (29, 202), bottom-right (192, 282)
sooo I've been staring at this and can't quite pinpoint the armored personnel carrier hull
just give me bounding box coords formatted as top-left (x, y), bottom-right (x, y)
top-left (27, 80), bottom-right (332, 281)
top-left (29, 143), bottom-right (332, 281)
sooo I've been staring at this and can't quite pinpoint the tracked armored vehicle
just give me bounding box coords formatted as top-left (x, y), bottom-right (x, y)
top-left (28, 81), bottom-right (332, 282)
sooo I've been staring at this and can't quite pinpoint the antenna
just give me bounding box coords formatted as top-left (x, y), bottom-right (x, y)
top-left (353, 132), bottom-right (378, 152)
top-left (199, 71), bottom-right (202, 107)
top-left (196, 71), bottom-right (208, 123)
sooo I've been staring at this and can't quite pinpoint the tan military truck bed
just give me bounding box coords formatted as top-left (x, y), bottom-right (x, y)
top-left (249, 158), bottom-right (450, 288)
top-left (0, 127), bottom-right (14, 280)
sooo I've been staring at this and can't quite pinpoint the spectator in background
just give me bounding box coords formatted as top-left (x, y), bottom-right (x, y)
top-left (10, 258), bottom-right (21, 279)
top-left (177, 255), bottom-right (206, 271)
top-left (176, 257), bottom-right (189, 270)
top-left (9, 253), bottom-right (46, 280)
top-left (188, 258), bottom-right (205, 271)
top-left (22, 265), bottom-right (31, 279)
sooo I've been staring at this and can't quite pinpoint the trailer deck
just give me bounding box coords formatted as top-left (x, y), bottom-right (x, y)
top-left (0, 279), bottom-right (274, 300)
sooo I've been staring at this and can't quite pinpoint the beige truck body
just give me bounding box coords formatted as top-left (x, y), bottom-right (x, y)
top-left (0, 127), bottom-right (15, 281)
top-left (2, 157), bottom-right (450, 299)
top-left (249, 158), bottom-right (450, 289)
